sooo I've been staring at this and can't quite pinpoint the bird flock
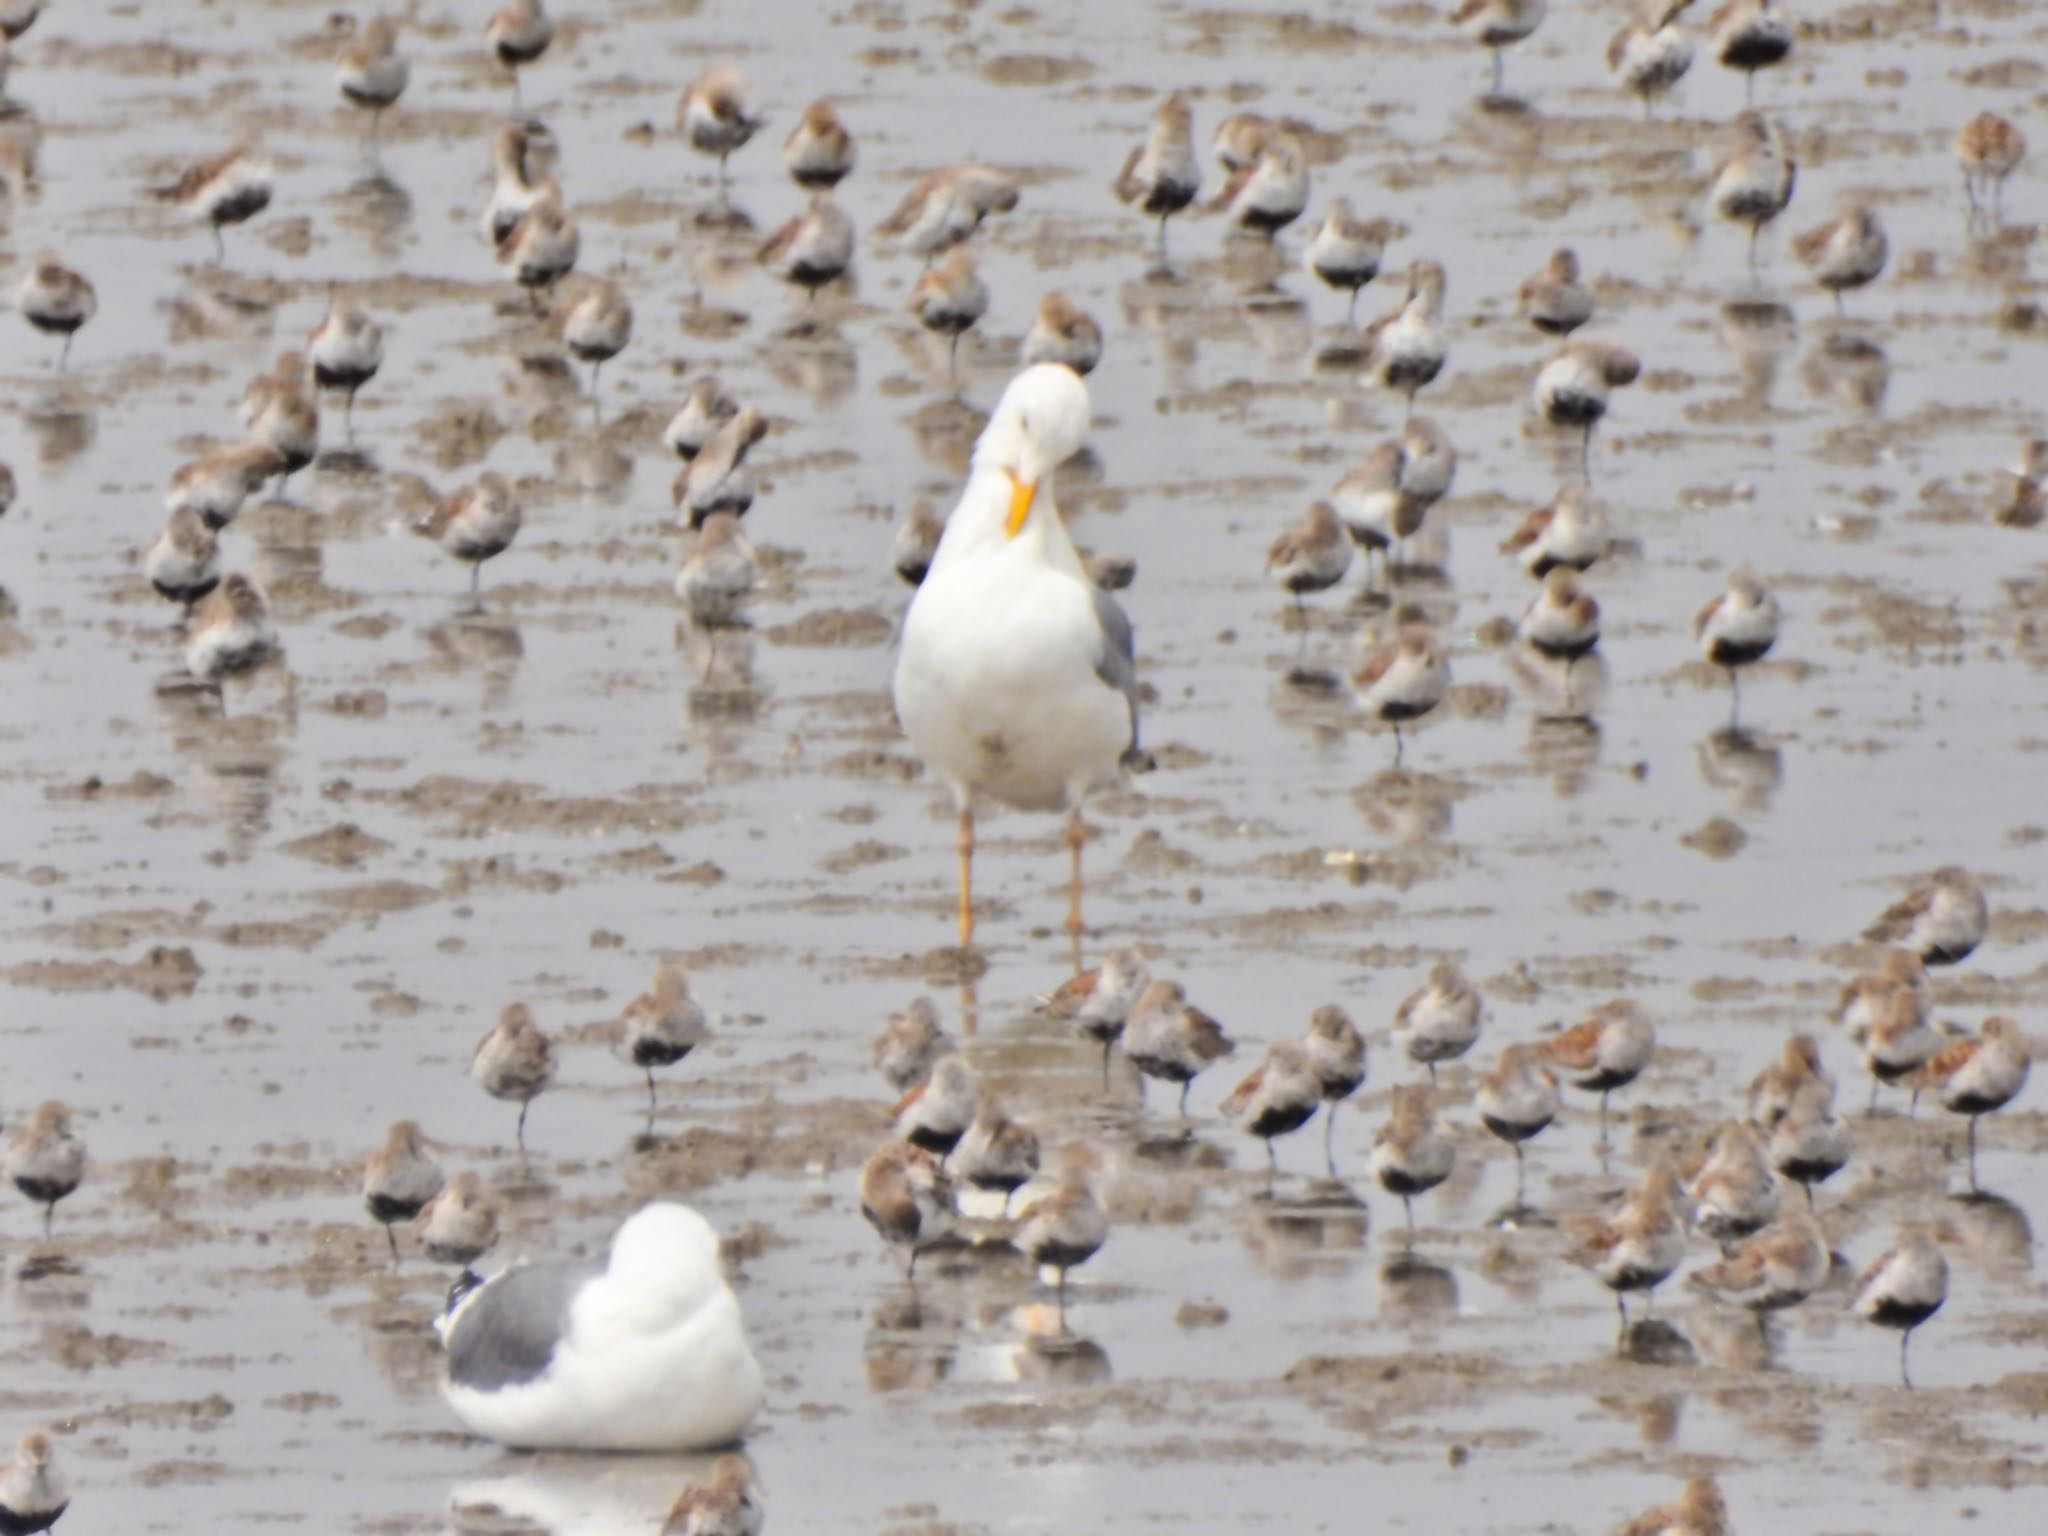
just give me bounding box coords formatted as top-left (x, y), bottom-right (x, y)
top-left (0, 0), bottom-right (2043, 1533)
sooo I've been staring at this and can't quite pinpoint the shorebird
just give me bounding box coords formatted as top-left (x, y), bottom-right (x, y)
top-left (1211, 112), bottom-right (1275, 172)
top-left (561, 278), bottom-right (633, 399)
top-left (1500, 481), bottom-right (1610, 578)
top-left (1267, 500), bottom-right (1353, 625)
top-left (1303, 1004), bottom-right (1367, 1161)
top-left (1372, 1084), bottom-right (1455, 1236)
top-left (1768, 1079), bottom-right (1851, 1205)
top-left (0, 1431), bottom-right (66, 1536)
top-left (1516, 248), bottom-right (1593, 336)
top-left (1038, 946), bottom-right (1150, 1087)
top-left (1222, 1041), bottom-right (1324, 1176)
top-left (413, 471), bottom-right (522, 601)
top-left (1124, 979), bottom-right (1237, 1115)
top-left (1832, 948), bottom-right (1927, 1038)
top-left (662, 1456), bottom-right (763, 1536)
top-left (470, 1003), bottom-right (556, 1149)
top-left (362, 1120), bottom-right (443, 1262)
top-left (335, 15), bottom-right (408, 143)
top-left (1956, 110), bottom-right (2025, 222)
top-left (1747, 1034), bottom-right (1833, 1130)
top-left (1914, 1015), bottom-right (2031, 1184)
top-left (307, 298), bottom-right (384, 428)
top-left (1393, 961), bottom-right (1482, 1080)
top-left (894, 1053), bottom-right (979, 1163)
top-left (1792, 201), bottom-right (1888, 313)
top-left (1476, 1042), bottom-right (1560, 1200)
top-left (954, 1097), bottom-right (1040, 1215)
top-left (1304, 198), bottom-right (1394, 320)
top-left (1352, 628), bottom-right (1450, 763)
top-left (241, 351), bottom-right (319, 482)
top-left (675, 512), bottom-right (757, 629)
top-left (497, 185), bottom-right (579, 306)
top-left (1710, 110), bottom-right (1796, 269)
top-left (783, 98), bottom-right (854, 189)
top-left (1540, 998), bottom-right (1655, 1137)
top-left (1687, 1121), bottom-right (1781, 1252)
top-left (1709, 0), bottom-right (1791, 103)
top-left (664, 377), bottom-right (740, 461)
top-left (1570, 1155), bottom-right (1688, 1322)
top-left (1853, 988), bottom-right (1942, 1114)
top-left (1607, 0), bottom-right (1695, 116)
top-left (1533, 338), bottom-right (1639, 478)
top-left (184, 573), bottom-right (276, 689)
top-left (859, 1139), bottom-right (954, 1278)
top-left (437, 1204), bottom-right (762, 1449)
top-left (758, 192), bottom-right (854, 304)
top-left (678, 67), bottom-right (764, 188)
top-left (1022, 292), bottom-right (1103, 377)
top-left (1691, 1209), bottom-right (1828, 1324)
top-left (1114, 91), bottom-right (1200, 258)
top-left (614, 965), bottom-right (708, 1118)
top-left (1993, 437), bottom-right (2048, 528)
top-left (145, 507), bottom-right (220, 610)
top-left (15, 252), bottom-right (93, 368)
top-left (485, 0), bottom-right (553, 107)
top-left (891, 366), bottom-right (1145, 947)
top-left (1863, 866), bottom-right (1988, 967)
top-left (1853, 1225), bottom-right (1947, 1387)
top-left (1362, 259), bottom-right (1448, 421)
top-left (907, 247), bottom-right (989, 382)
top-left (482, 122), bottom-right (553, 246)
top-left (149, 142), bottom-right (273, 262)
top-left (1616, 1476), bottom-right (1728, 1536)
top-left (1519, 567), bottom-right (1602, 669)
top-left (416, 1171), bottom-right (499, 1269)
top-left (1209, 133), bottom-right (1309, 242)
top-left (1695, 569), bottom-right (1779, 715)
top-left (5, 1103), bottom-right (82, 1238)
top-left (1330, 418), bottom-right (1457, 582)
top-left (673, 407), bottom-right (768, 526)
top-left (874, 164), bottom-right (1020, 261)
top-left (873, 996), bottom-right (952, 1093)
top-left (1013, 1165), bottom-right (1109, 1329)
top-left (1449, 0), bottom-right (1547, 96)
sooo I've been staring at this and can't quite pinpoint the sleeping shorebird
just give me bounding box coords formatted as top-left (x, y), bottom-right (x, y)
top-left (416, 1171), bottom-right (500, 1269)
top-left (1362, 259), bottom-right (1448, 421)
top-left (1710, 110), bottom-right (1796, 270)
top-left (149, 141), bottom-right (273, 262)
top-left (308, 298), bottom-right (384, 427)
top-left (1211, 112), bottom-right (1274, 172)
top-left (183, 573), bottom-right (277, 692)
top-left (1476, 1042), bottom-right (1560, 1201)
top-left (241, 352), bottom-right (319, 484)
top-left (1956, 110), bottom-right (2025, 222)
top-left (470, 1003), bottom-right (556, 1149)
top-left (1747, 1034), bottom-right (1833, 1131)
top-left (0, 1432), bottom-right (68, 1536)
top-left (1352, 628), bottom-right (1450, 763)
top-left (6, 1101), bottom-right (83, 1239)
top-left (894, 1053), bottom-right (978, 1163)
top-left (561, 277), bottom-right (633, 399)
top-left (145, 507), bottom-right (221, 611)
top-left (613, 964), bottom-right (709, 1119)
top-left (1913, 1015), bottom-right (2031, 1185)
top-left (1768, 1079), bottom-right (1850, 1204)
top-left (1303, 1004), bottom-right (1367, 1162)
top-left (1709, 0), bottom-right (1791, 104)
top-left (1330, 418), bottom-right (1456, 583)
top-left (1540, 998), bottom-right (1654, 1138)
top-left (1853, 988), bottom-right (1941, 1114)
top-left (1304, 198), bottom-right (1394, 321)
top-left (1038, 946), bottom-right (1150, 1089)
top-left (1792, 200), bottom-right (1887, 313)
top-left (1607, 0), bottom-right (1695, 117)
top-left (664, 376), bottom-right (740, 461)
top-left (1449, 0), bottom-right (1547, 97)
top-left (1500, 481), bottom-right (1609, 578)
top-left (1223, 1041), bottom-right (1324, 1178)
top-left (891, 502), bottom-right (945, 587)
top-left (1862, 866), bottom-right (1988, 968)
top-left (414, 471), bottom-right (522, 601)
top-left (1393, 960), bottom-right (1482, 1078)
top-left (674, 407), bottom-right (768, 526)
top-left (1570, 1156), bottom-right (1687, 1323)
top-left (362, 1119), bottom-right (443, 1263)
top-left (167, 443), bottom-right (285, 531)
top-left (1014, 1164), bottom-right (1109, 1330)
top-left (1209, 133), bottom-right (1308, 242)
top-left (15, 251), bottom-right (94, 368)
top-left (1992, 437), bottom-right (2048, 529)
top-left (1616, 1477), bottom-right (1728, 1536)
top-left (1516, 247), bottom-right (1593, 336)
top-left (1266, 500), bottom-right (1353, 626)
top-left (873, 997), bottom-right (952, 1094)
top-left (1021, 292), bottom-right (1103, 377)
top-left (906, 246), bottom-right (989, 383)
top-left (1519, 567), bottom-right (1601, 676)
top-left (954, 1096), bottom-right (1040, 1216)
top-left (1687, 1121), bottom-right (1780, 1253)
top-left (678, 66), bottom-right (764, 189)
top-left (335, 15), bottom-right (408, 143)
top-left (1534, 338), bottom-right (1639, 479)
top-left (1124, 980), bottom-right (1237, 1116)
top-left (1694, 569), bottom-right (1779, 716)
top-left (1853, 1225), bottom-right (1947, 1387)
top-left (482, 122), bottom-right (553, 246)
top-left (859, 1139), bottom-right (954, 1278)
top-left (783, 98), bottom-right (854, 189)
top-left (874, 164), bottom-right (1019, 262)
top-left (1114, 91), bottom-right (1200, 259)
top-left (758, 192), bottom-right (854, 305)
top-left (1371, 1083), bottom-right (1455, 1237)
top-left (497, 185), bottom-right (579, 306)
top-left (485, 0), bottom-right (553, 107)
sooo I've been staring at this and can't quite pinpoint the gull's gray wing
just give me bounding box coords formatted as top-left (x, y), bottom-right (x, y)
top-left (445, 1260), bottom-right (598, 1391)
top-left (1092, 587), bottom-right (1151, 770)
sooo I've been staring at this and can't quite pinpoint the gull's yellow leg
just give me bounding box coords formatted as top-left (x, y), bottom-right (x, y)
top-left (955, 807), bottom-right (975, 948)
top-left (1063, 809), bottom-right (1088, 961)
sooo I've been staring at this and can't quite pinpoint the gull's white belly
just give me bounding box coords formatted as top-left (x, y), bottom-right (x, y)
top-left (895, 548), bottom-right (1131, 814)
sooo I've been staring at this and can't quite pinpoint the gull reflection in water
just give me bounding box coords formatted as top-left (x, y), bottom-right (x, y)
top-left (451, 1451), bottom-right (752, 1536)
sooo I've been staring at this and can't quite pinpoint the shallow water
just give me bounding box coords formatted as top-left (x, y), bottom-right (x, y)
top-left (3, 0), bottom-right (2047, 1531)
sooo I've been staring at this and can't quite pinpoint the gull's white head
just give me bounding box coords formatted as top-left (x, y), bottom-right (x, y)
top-left (971, 363), bottom-right (1092, 537)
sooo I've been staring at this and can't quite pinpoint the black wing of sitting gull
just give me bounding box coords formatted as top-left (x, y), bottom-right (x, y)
top-left (444, 1260), bottom-right (601, 1391)
top-left (1092, 586), bottom-right (1153, 772)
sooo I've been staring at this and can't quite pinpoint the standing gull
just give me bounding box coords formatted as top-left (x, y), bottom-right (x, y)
top-left (892, 365), bottom-right (1145, 948)
top-left (437, 1203), bottom-right (763, 1449)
